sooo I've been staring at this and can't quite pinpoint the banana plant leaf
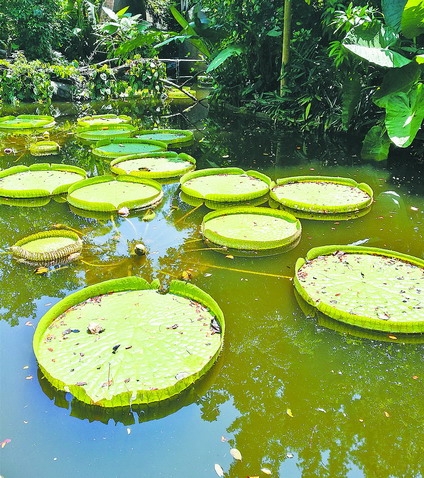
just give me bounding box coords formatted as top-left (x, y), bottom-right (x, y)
top-left (77, 114), bottom-right (132, 127)
top-left (135, 129), bottom-right (194, 145)
top-left (33, 277), bottom-right (225, 407)
top-left (110, 152), bottom-right (196, 179)
top-left (0, 115), bottom-right (55, 130)
top-left (10, 230), bottom-right (82, 263)
top-left (0, 164), bottom-right (86, 198)
top-left (29, 141), bottom-right (60, 157)
top-left (92, 138), bottom-right (167, 158)
top-left (201, 207), bottom-right (301, 251)
top-left (180, 168), bottom-right (272, 203)
top-left (270, 176), bottom-right (373, 214)
top-left (67, 175), bottom-right (163, 212)
top-left (294, 245), bottom-right (424, 333)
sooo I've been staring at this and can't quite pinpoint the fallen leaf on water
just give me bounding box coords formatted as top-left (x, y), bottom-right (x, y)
top-left (25, 321), bottom-right (32, 326)
top-left (388, 335), bottom-right (397, 340)
top-left (25, 376), bottom-right (33, 380)
top-left (23, 421), bottom-right (28, 424)
top-left (143, 209), bottom-right (156, 222)
top-left (220, 436), bottom-right (227, 442)
top-left (230, 448), bottom-right (242, 461)
top-left (1, 439), bottom-right (11, 448)
top-left (205, 273), bottom-right (212, 277)
top-left (23, 366), bottom-right (29, 370)
top-left (411, 206), bottom-right (419, 211)
top-left (359, 418), bottom-right (364, 422)
top-left (225, 255), bottom-right (234, 260)
top-left (384, 411), bottom-right (390, 417)
top-left (214, 463), bottom-right (224, 477)
top-left (35, 267), bottom-right (49, 275)
top-left (286, 408), bottom-right (293, 417)
top-left (412, 375), bottom-right (419, 380)
top-left (286, 453), bottom-right (294, 458)
top-left (127, 428), bottom-right (131, 435)
top-left (261, 468), bottom-right (272, 475)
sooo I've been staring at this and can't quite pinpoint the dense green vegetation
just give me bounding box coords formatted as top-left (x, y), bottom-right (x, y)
top-left (0, 0), bottom-right (423, 160)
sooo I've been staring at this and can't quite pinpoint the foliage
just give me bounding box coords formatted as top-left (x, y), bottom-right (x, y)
top-left (0, 53), bottom-right (165, 105)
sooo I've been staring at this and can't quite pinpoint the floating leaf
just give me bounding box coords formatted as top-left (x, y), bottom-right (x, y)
top-left (77, 114), bottom-right (132, 128)
top-left (92, 138), bottom-right (167, 159)
top-left (135, 129), bottom-right (194, 145)
top-left (35, 267), bottom-right (49, 275)
top-left (286, 408), bottom-right (293, 417)
top-left (0, 115), bottom-right (55, 130)
top-left (214, 463), bottom-right (224, 477)
top-left (261, 468), bottom-right (272, 475)
top-left (25, 321), bottom-right (33, 326)
top-left (220, 436), bottom-right (227, 442)
top-left (76, 124), bottom-right (136, 142)
top-left (287, 452), bottom-right (294, 458)
top-left (230, 448), bottom-right (242, 461)
top-left (33, 277), bottom-right (225, 407)
top-left (384, 411), bottom-right (390, 417)
top-left (225, 255), bottom-right (234, 260)
top-left (25, 376), bottom-right (33, 380)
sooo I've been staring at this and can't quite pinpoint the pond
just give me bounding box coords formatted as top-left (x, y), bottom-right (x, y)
top-left (0, 99), bottom-right (423, 478)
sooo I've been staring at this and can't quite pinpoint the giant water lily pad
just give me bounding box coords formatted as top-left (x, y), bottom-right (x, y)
top-left (0, 164), bottom-right (86, 198)
top-left (179, 191), bottom-right (269, 210)
top-left (135, 129), bottom-right (193, 145)
top-left (110, 152), bottom-right (196, 179)
top-left (29, 141), bottom-right (60, 156)
top-left (202, 207), bottom-right (301, 251)
top-left (180, 168), bottom-right (272, 203)
top-left (77, 114), bottom-right (132, 127)
top-left (67, 175), bottom-right (163, 212)
top-left (33, 277), bottom-right (225, 407)
top-left (76, 124), bottom-right (136, 142)
top-left (270, 176), bottom-right (373, 214)
top-left (10, 230), bottom-right (82, 263)
top-left (92, 138), bottom-right (167, 158)
top-left (294, 245), bottom-right (424, 333)
top-left (0, 115), bottom-right (55, 130)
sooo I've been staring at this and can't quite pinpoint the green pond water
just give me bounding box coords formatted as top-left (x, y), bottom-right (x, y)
top-left (0, 101), bottom-right (423, 478)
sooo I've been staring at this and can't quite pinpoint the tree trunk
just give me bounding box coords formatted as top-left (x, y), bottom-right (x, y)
top-left (279, 0), bottom-right (291, 95)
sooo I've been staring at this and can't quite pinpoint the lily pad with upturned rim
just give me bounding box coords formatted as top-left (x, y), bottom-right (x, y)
top-left (179, 191), bottom-right (269, 210)
top-left (180, 168), bottom-right (272, 203)
top-left (33, 277), bottom-right (225, 407)
top-left (29, 141), bottom-right (60, 156)
top-left (201, 207), bottom-right (301, 251)
top-left (0, 164), bottom-right (86, 198)
top-left (135, 129), bottom-right (194, 146)
top-left (110, 152), bottom-right (196, 179)
top-left (67, 175), bottom-right (163, 212)
top-left (0, 115), bottom-right (56, 130)
top-left (268, 197), bottom-right (372, 221)
top-left (10, 230), bottom-right (82, 263)
top-left (76, 124), bottom-right (137, 142)
top-left (92, 138), bottom-right (167, 159)
top-left (294, 245), bottom-right (424, 333)
top-left (270, 176), bottom-right (373, 214)
top-left (77, 114), bottom-right (132, 127)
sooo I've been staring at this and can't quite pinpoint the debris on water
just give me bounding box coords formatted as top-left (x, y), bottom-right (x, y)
top-left (87, 322), bottom-right (105, 334)
top-left (210, 318), bottom-right (221, 335)
top-left (118, 207), bottom-right (130, 217)
top-left (112, 344), bottom-right (121, 354)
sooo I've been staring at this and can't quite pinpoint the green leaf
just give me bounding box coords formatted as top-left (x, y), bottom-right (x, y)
top-left (267, 27), bottom-right (282, 37)
top-left (401, 0), bottom-right (424, 38)
top-left (206, 45), bottom-right (243, 73)
top-left (343, 23), bottom-right (410, 67)
top-left (170, 6), bottom-right (211, 58)
top-left (101, 6), bottom-right (118, 21)
top-left (361, 125), bottom-right (391, 161)
top-left (382, 0), bottom-right (408, 31)
top-left (415, 54), bottom-right (424, 63)
top-left (33, 278), bottom-right (224, 407)
top-left (116, 6), bottom-right (129, 18)
top-left (376, 83), bottom-right (424, 147)
top-left (374, 62), bottom-right (420, 100)
top-left (341, 74), bottom-right (361, 129)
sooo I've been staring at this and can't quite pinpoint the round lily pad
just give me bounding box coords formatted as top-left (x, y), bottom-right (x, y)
top-left (77, 114), bottom-right (132, 127)
top-left (10, 229), bottom-right (82, 263)
top-left (268, 198), bottom-right (372, 221)
top-left (67, 175), bottom-right (163, 212)
top-left (167, 88), bottom-right (195, 99)
top-left (33, 277), bottom-right (225, 407)
top-left (294, 245), bottom-right (424, 333)
top-left (76, 124), bottom-right (136, 142)
top-left (135, 129), bottom-right (193, 145)
top-left (270, 176), bottom-right (373, 214)
top-left (29, 141), bottom-right (60, 156)
top-left (202, 207), bottom-right (301, 251)
top-left (0, 164), bottom-right (86, 198)
top-left (180, 168), bottom-right (272, 203)
top-left (0, 115), bottom-right (55, 130)
top-left (110, 152), bottom-right (196, 179)
top-left (92, 138), bottom-right (167, 159)
top-left (179, 191), bottom-right (269, 210)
